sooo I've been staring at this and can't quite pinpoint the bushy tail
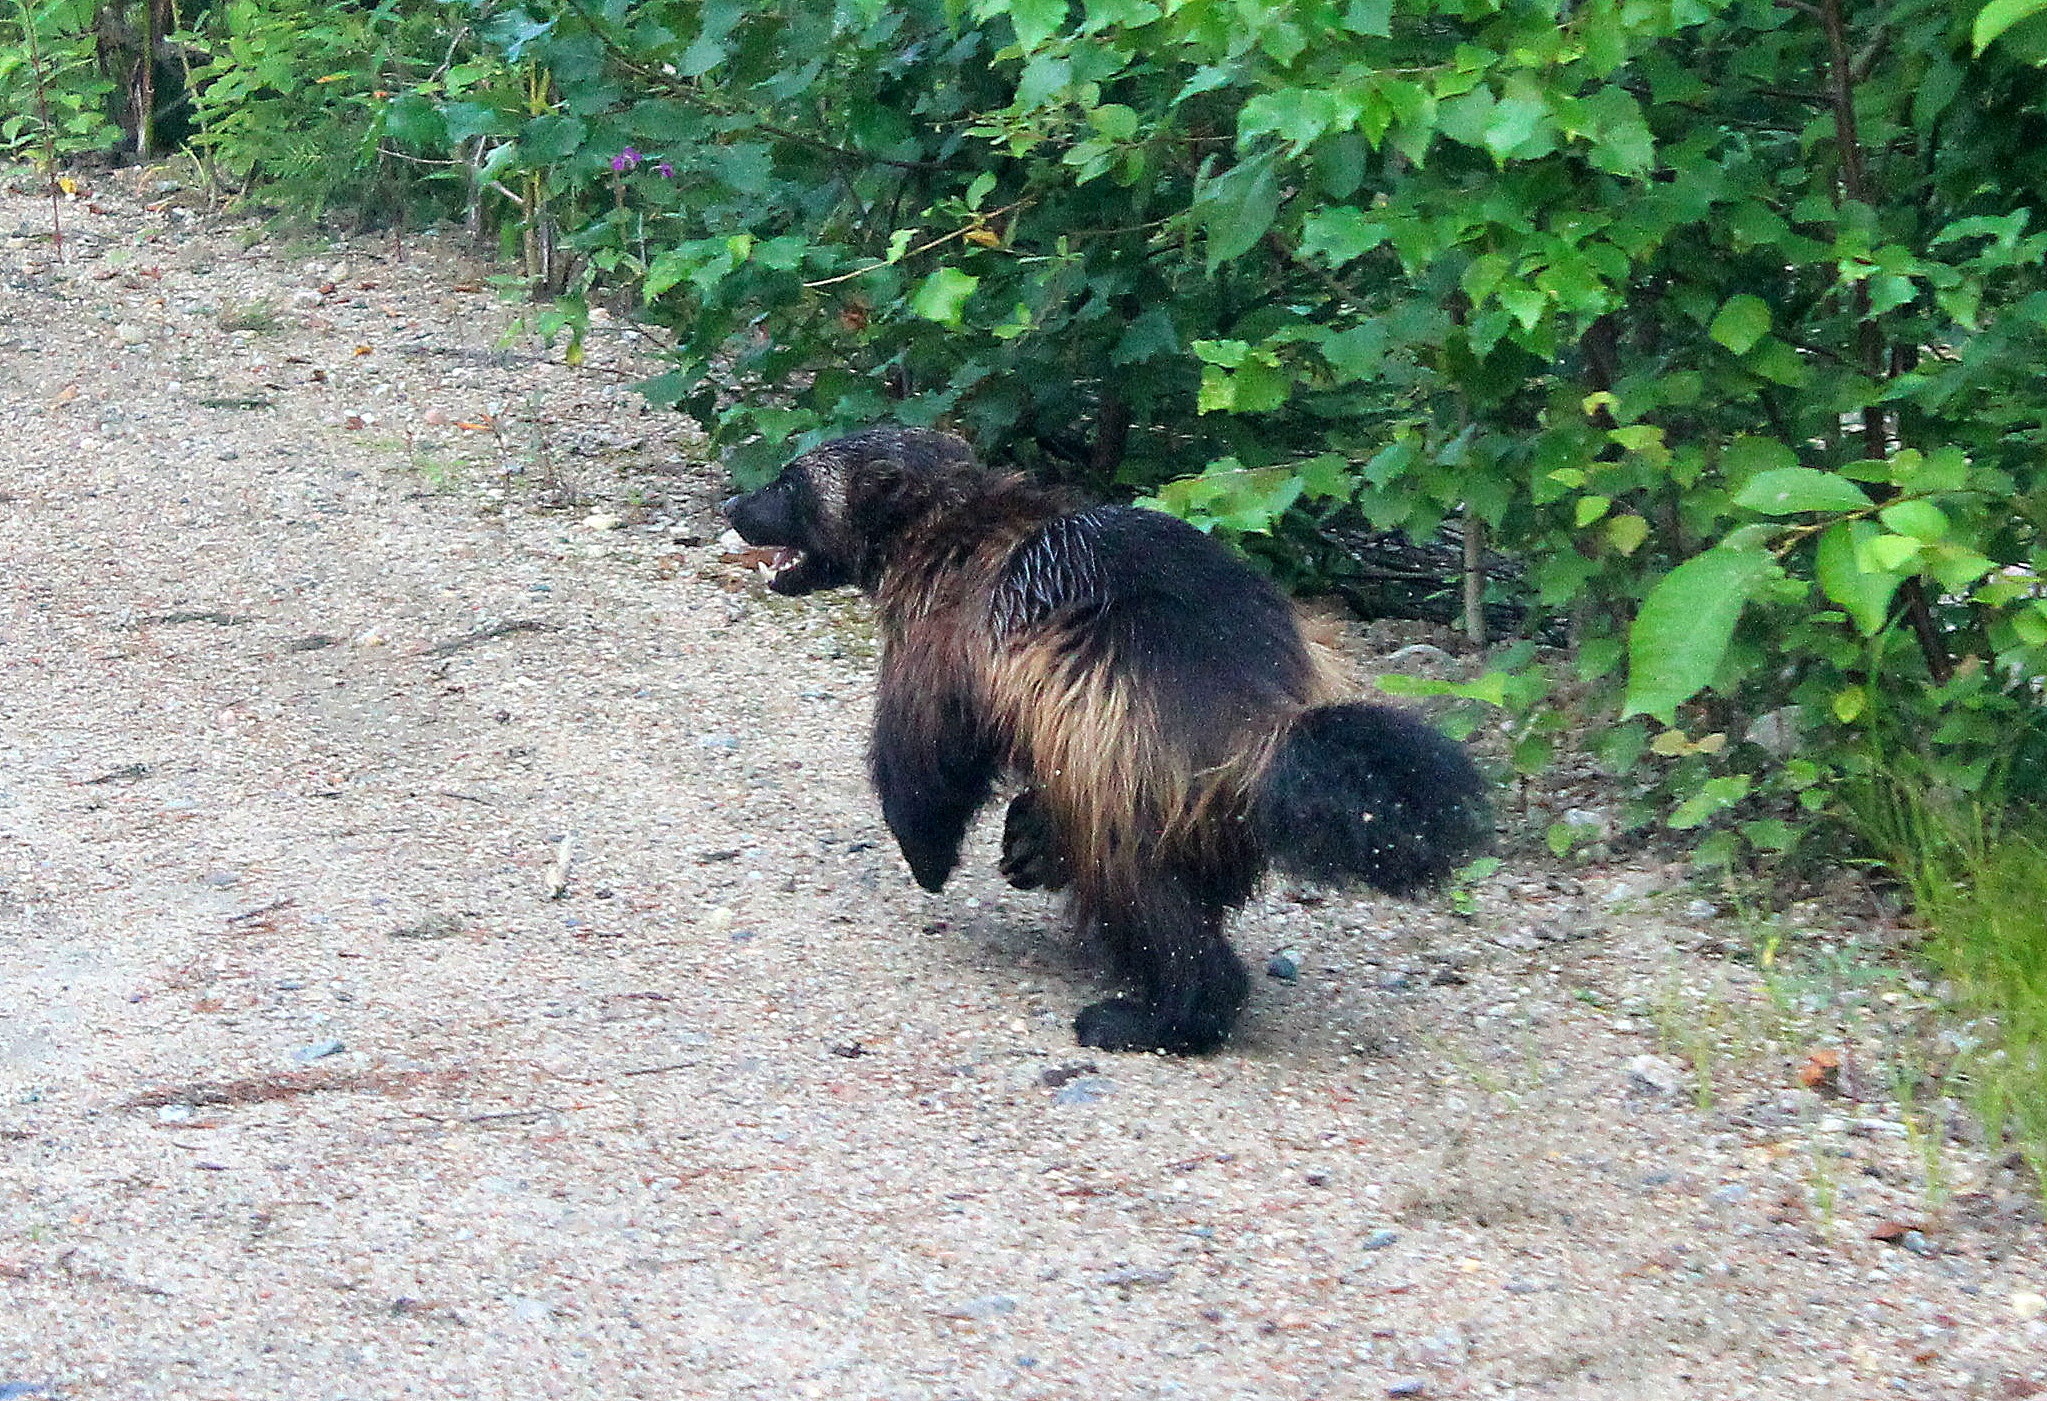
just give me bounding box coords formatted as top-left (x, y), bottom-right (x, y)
top-left (1252, 702), bottom-right (1492, 897)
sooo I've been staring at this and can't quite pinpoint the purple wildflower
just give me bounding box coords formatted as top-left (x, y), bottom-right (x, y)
top-left (656, 160), bottom-right (675, 179)
top-left (611, 146), bottom-right (643, 173)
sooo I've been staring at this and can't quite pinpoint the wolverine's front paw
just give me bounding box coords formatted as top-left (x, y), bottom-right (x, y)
top-left (1074, 998), bottom-right (1231, 1055)
top-left (904, 851), bottom-right (955, 892)
top-left (999, 790), bottom-right (1071, 892)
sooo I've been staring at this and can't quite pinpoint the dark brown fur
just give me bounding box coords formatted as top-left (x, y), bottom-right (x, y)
top-left (726, 427), bottom-right (1490, 1053)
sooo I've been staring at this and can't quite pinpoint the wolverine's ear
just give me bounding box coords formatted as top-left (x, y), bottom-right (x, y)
top-left (847, 453), bottom-right (921, 533)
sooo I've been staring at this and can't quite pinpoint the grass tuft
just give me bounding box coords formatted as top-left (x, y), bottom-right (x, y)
top-left (1847, 778), bottom-right (2047, 1198)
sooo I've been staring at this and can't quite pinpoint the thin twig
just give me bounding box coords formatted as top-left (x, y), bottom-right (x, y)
top-left (17, 0), bottom-right (65, 261)
top-left (801, 201), bottom-right (1031, 290)
top-left (421, 619), bottom-right (561, 657)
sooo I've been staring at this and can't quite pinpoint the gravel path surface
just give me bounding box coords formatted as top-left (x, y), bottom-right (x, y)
top-left (1, 171), bottom-right (2043, 1400)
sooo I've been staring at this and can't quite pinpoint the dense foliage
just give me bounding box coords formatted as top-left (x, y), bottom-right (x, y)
top-left (9, 0), bottom-right (2047, 867)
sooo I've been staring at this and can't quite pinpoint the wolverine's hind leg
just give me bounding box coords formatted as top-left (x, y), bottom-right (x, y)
top-left (998, 788), bottom-right (1071, 892)
top-left (1071, 869), bottom-right (1250, 1055)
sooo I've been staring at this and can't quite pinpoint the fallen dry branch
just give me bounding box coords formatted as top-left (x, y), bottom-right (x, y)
top-left (124, 1069), bottom-right (443, 1110)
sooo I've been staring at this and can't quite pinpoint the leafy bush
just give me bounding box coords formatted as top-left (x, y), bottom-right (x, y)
top-left (426, 0), bottom-right (2047, 867)
top-left (1, 0), bottom-right (120, 160)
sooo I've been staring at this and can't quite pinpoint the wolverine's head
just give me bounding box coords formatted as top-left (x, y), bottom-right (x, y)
top-left (722, 426), bottom-right (980, 595)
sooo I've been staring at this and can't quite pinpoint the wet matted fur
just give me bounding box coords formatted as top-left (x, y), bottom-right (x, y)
top-left (725, 426), bottom-right (1492, 1054)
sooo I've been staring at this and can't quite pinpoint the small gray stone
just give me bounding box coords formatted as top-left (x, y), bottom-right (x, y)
top-left (1899, 1230), bottom-right (1937, 1258)
top-left (1387, 1380), bottom-right (1426, 1398)
top-left (1745, 705), bottom-right (1805, 758)
top-left (1712, 1183), bottom-right (1750, 1204)
top-left (1053, 1078), bottom-right (1108, 1106)
top-left (939, 1295), bottom-right (1016, 1320)
top-left (1561, 806), bottom-right (1611, 838)
top-left (1266, 952), bottom-right (1300, 981)
top-left (1362, 1228), bottom-right (1400, 1251)
top-left (1625, 1054), bottom-right (1684, 1096)
top-left (1100, 1267), bottom-right (1173, 1288)
top-left (291, 1038), bottom-right (346, 1064)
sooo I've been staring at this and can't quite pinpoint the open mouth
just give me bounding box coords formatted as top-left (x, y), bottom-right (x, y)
top-left (718, 537), bottom-right (804, 584)
top-left (758, 546), bottom-right (802, 585)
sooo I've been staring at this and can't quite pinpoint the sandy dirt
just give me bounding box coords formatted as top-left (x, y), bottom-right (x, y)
top-left (0, 170), bottom-right (2043, 1400)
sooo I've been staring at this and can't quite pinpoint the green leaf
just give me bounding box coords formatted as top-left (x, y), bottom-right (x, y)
top-left (1667, 774), bottom-right (1753, 830)
top-left (1859, 534), bottom-right (1924, 572)
top-left (1742, 340), bottom-right (1811, 387)
top-left (1089, 103), bottom-right (1139, 141)
top-left (1878, 499), bottom-right (1949, 540)
top-left (910, 267), bottom-right (979, 327)
top-left (1733, 468), bottom-right (1873, 514)
top-left (1481, 93), bottom-right (1547, 164)
top-left (1197, 365), bottom-right (1234, 413)
top-left (1722, 436), bottom-right (1798, 478)
top-left (1606, 514), bottom-right (1649, 555)
top-left (1299, 207), bottom-right (1387, 266)
top-left (1623, 546), bottom-right (1776, 721)
top-left (1240, 88), bottom-right (1342, 152)
top-left (1009, 0), bottom-right (1071, 49)
top-left (1296, 453), bottom-right (1355, 499)
top-left (1112, 307), bottom-right (1179, 364)
top-left (1928, 544), bottom-right (1998, 593)
top-left (1199, 157), bottom-right (1283, 270)
top-left (1708, 295), bottom-right (1771, 355)
top-left (1974, 0), bottom-right (2047, 53)
top-left (679, 0), bottom-right (744, 77)
top-left (1816, 520), bottom-right (1902, 636)
top-left (1343, 0), bottom-right (1392, 35)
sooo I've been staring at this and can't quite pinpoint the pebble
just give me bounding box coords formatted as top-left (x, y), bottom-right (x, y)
top-left (291, 1039), bottom-right (346, 1064)
top-left (1266, 952), bottom-right (1300, 981)
top-left (1386, 1380), bottom-right (1426, 1397)
top-left (1053, 1078), bottom-right (1107, 1106)
top-left (941, 1295), bottom-right (1016, 1320)
top-left (2012, 1291), bottom-right (2046, 1321)
top-left (114, 323), bottom-right (145, 345)
top-left (1100, 1267), bottom-right (1173, 1288)
top-left (1362, 1229), bottom-right (1400, 1251)
top-left (583, 512), bottom-right (622, 531)
top-left (1625, 1054), bottom-right (1684, 1096)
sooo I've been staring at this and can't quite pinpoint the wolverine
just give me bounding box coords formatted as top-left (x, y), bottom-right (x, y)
top-left (725, 426), bottom-right (1491, 1054)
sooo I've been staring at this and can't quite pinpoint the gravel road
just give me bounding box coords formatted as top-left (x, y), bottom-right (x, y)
top-left (1, 170), bottom-right (2043, 1400)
